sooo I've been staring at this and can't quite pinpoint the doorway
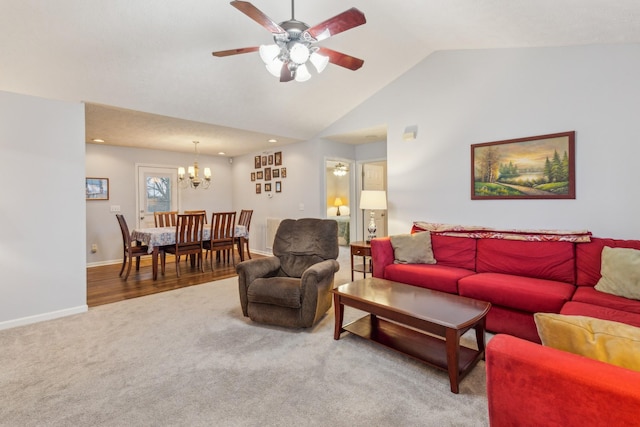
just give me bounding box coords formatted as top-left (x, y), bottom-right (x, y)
top-left (136, 165), bottom-right (179, 228)
top-left (325, 159), bottom-right (354, 246)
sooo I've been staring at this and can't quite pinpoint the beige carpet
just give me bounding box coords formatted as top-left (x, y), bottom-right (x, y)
top-left (0, 251), bottom-right (490, 426)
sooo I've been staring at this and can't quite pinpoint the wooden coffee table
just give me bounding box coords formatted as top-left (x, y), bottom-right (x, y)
top-left (331, 277), bottom-right (491, 393)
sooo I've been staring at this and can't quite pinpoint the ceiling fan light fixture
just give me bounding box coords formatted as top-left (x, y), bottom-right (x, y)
top-left (289, 42), bottom-right (310, 64)
top-left (309, 51), bottom-right (329, 73)
top-left (259, 44), bottom-right (280, 64)
top-left (294, 63), bottom-right (311, 82)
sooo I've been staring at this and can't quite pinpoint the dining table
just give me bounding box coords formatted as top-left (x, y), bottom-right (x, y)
top-left (131, 224), bottom-right (247, 280)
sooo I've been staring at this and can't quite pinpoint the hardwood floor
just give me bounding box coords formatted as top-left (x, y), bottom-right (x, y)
top-left (87, 250), bottom-right (261, 307)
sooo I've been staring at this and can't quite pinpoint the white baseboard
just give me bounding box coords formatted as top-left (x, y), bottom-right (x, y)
top-left (0, 305), bottom-right (88, 331)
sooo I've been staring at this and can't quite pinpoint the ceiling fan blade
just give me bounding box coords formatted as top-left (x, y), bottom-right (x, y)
top-left (280, 62), bottom-right (294, 82)
top-left (303, 8), bottom-right (366, 42)
top-left (230, 1), bottom-right (286, 34)
top-left (317, 47), bottom-right (364, 71)
top-left (212, 46), bottom-right (259, 57)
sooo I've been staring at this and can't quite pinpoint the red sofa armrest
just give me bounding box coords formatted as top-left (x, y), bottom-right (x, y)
top-left (486, 334), bottom-right (640, 427)
top-left (370, 237), bottom-right (394, 278)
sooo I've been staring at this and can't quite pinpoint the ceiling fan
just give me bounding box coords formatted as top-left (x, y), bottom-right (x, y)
top-left (212, 0), bottom-right (366, 83)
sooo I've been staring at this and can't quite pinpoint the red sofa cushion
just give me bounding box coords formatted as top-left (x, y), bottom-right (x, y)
top-left (430, 234), bottom-right (476, 270)
top-left (383, 264), bottom-right (475, 294)
top-left (576, 237), bottom-right (640, 286)
top-left (571, 287), bottom-right (640, 314)
top-left (458, 272), bottom-right (575, 313)
top-left (561, 301), bottom-right (640, 327)
top-left (476, 239), bottom-right (575, 283)
top-left (485, 305), bottom-right (541, 343)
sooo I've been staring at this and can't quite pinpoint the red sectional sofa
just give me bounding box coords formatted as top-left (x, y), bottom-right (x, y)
top-left (371, 224), bottom-right (640, 342)
top-left (486, 334), bottom-right (640, 426)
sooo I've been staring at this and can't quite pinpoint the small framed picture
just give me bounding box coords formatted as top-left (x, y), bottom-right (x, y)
top-left (275, 151), bottom-right (282, 166)
top-left (257, 171), bottom-right (263, 180)
top-left (256, 183), bottom-right (261, 194)
top-left (265, 167), bottom-right (271, 181)
top-left (281, 167), bottom-right (287, 178)
top-left (250, 172), bottom-right (256, 181)
top-left (273, 168), bottom-right (280, 178)
top-left (254, 156), bottom-right (261, 169)
top-left (265, 183), bottom-right (272, 192)
top-left (262, 155), bottom-right (267, 166)
top-left (268, 154), bottom-right (274, 165)
top-left (275, 181), bottom-right (282, 193)
top-left (86, 177), bottom-right (109, 200)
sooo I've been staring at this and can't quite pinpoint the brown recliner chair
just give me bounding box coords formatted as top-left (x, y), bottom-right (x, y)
top-left (236, 218), bottom-right (340, 328)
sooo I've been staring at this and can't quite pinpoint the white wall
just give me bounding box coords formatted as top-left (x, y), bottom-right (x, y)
top-left (85, 143), bottom-right (233, 265)
top-left (321, 44), bottom-right (640, 239)
top-left (0, 91), bottom-right (87, 328)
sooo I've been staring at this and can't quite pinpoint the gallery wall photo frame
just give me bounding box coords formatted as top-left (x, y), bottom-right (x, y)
top-left (86, 177), bottom-right (109, 200)
top-left (471, 131), bottom-right (575, 200)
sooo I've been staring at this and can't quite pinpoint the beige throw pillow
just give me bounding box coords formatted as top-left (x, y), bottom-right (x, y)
top-left (595, 246), bottom-right (640, 300)
top-left (390, 232), bottom-right (436, 265)
top-left (534, 313), bottom-right (640, 372)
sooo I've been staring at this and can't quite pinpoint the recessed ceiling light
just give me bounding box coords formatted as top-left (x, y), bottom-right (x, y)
top-left (268, 139), bottom-right (277, 143)
top-left (218, 151), bottom-right (226, 156)
top-left (92, 138), bottom-right (105, 143)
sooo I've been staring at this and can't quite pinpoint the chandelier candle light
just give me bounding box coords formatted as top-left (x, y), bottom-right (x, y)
top-left (178, 141), bottom-right (211, 189)
top-left (359, 190), bottom-right (387, 242)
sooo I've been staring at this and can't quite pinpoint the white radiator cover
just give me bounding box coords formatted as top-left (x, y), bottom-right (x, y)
top-left (265, 218), bottom-right (282, 250)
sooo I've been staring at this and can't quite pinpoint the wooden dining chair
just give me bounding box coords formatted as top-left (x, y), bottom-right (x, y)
top-left (116, 214), bottom-right (151, 280)
top-left (160, 213), bottom-right (205, 277)
top-left (154, 211), bottom-right (178, 227)
top-left (237, 209), bottom-right (253, 261)
top-left (184, 210), bottom-right (208, 224)
top-left (204, 211), bottom-right (237, 269)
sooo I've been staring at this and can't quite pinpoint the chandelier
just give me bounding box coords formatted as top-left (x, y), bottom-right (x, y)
top-left (333, 163), bottom-right (348, 177)
top-left (178, 141), bottom-right (211, 189)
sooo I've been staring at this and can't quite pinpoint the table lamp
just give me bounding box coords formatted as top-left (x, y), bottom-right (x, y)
top-left (334, 197), bottom-right (344, 216)
top-left (359, 190), bottom-right (387, 242)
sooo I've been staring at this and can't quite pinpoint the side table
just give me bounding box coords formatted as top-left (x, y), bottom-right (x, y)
top-left (350, 240), bottom-right (372, 281)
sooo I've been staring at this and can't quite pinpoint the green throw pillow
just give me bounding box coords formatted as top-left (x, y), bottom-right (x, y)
top-left (595, 246), bottom-right (640, 300)
top-left (534, 313), bottom-right (640, 372)
top-left (390, 232), bottom-right (436, 265)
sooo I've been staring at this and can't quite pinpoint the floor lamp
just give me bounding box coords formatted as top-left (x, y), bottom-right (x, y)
top-left (359, 190), bottom-right (387, 242)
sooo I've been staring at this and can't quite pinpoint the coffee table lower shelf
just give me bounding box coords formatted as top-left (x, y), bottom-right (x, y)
top-left (343, 315), bottom-right (481, 381)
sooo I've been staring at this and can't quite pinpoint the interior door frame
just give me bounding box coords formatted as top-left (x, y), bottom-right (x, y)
top-left (135, 163), bottom-right (181, 228)
top-left (323, 157), bottom-right (356, 244)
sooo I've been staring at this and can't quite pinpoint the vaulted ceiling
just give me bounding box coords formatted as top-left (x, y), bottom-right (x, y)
top-left (2, 1), bottom-right (640, 157)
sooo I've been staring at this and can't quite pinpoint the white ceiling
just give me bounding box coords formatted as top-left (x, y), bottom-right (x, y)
top-left (2, 0), bottom-right (640, 157)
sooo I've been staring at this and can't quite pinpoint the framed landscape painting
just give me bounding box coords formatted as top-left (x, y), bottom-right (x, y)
top-left (471, 131), bottom-right (575, 200)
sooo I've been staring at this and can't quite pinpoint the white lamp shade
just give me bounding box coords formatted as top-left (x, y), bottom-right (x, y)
top-left (259, 44), bottom-right (280, 64)
top-left (334, 197), bottom-right (343, 207)
top-left (204, 167), bottom-right (212, 178)
top-left (266, 58), bottom-right (284, 77)
top-left (178, 167), bottom-right (185, 177)
top-left (359, 190), bottom-right (387, 210)
top-left (309, 52), bottom-right (329, 73)
top-left (188, 166), bottom-right (195, 177)
top-left (294, 64), bottom-right (311, 82)
top-left (289, 43), bottom-right (310, 64)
